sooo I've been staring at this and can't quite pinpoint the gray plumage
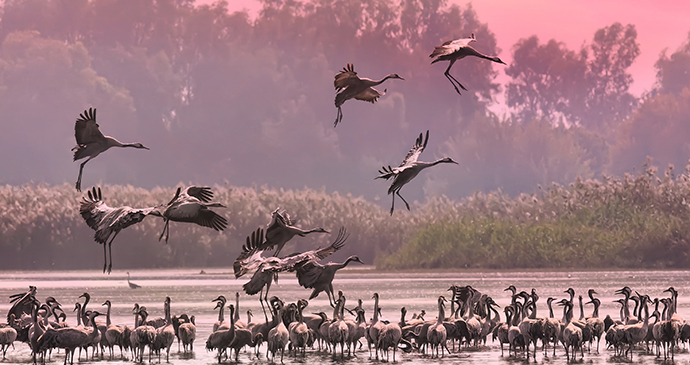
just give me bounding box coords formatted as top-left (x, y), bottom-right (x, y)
top-left (241, 227), bottom-right (349, 315)
top-left (177, 316), bottom-right (196, 354)
top-left (156, 186), bottom-right (228, 243)
top-left (126, 272), bottom-right (141, 289)
top-left (333, 63), bottom-right (404, 127)
top-left (429, 33), bottom-right (506, 95)
top-left (79, 187), bottom-right (158, 273)
top-left (267, 314), bottom-right (289, 363)
top-left (72, 107), bottom-right (149, 191)
top-left (233, 209), bottom-right (329, 277)
top-left (152, 297), bottom-right (175, 362)
top-left (0, 318), bottom-right (17, 360)
top-left (295, 255), bottom-right (363, 307)
top-left (102, 300), bottom-right (126, 360)
top-left (376, 130), bottom-right (458, 215)
top-left (130, 307), bottom-right (156, 363)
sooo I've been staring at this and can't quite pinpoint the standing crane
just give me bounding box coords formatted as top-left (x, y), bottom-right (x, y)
top-left (127, 272), bottom-right (141, 289)
top-left (155, 186), bottom-right (228, 243)
top-left (72, 107), bottom-right (149, 191)
top-left (80, 187), bottom-right (159, 274)
top-left (376, 130), bottom-right (457, 215)
top-left (430, 33), bottom-right (506, 95)
top-left (333, 63), bottom-right (404, 127)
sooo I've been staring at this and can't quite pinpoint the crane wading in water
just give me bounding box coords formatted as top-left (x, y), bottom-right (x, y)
top-left (72, 108), bottom-right (149, 191)
top-left (430, 33), bottom-right (506, 95)
top-left (333, 63), bottom-right (404, 127)
top-left (376, 130), bottom-right (457, 215)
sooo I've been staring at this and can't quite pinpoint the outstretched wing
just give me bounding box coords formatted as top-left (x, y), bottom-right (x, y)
top-left (334, 63), bottom-right (361, 91)
top-left (8, 287), bottom-right (36, 324)
top-left (312, 226), bottom-right (349, 260)
top-left (74, 108), bottom-right (105, 146)
top-left (79, 186), bottom-right (111, 232)
top-left (189, 208), bottom-right (227, 231)
top-left (233, 227), bottom-right (268, 278)
top-left (80, 186), bottom-right (158, 244)
top-left (275, 227), bottom-right (349, 271)
top-left (182, 186), bottom-right (213, 203)
top-left (375, 165), bottom-right (397, 181)
top-left (295, 260), bottom-right (325, 289)
top-left (375, 130), bottom-right (429, 180)
top-left (429, 33), bottom-right (476, 59)
top-left (354, 87), bottom-right (385, 103)
top-left (399, 130), bottom-right (429, 167)
top-left (267, 208), bottom-right (291, 229)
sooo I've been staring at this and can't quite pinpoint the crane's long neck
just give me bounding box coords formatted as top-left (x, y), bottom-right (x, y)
top-left (578, 296), bottom-right (584, 320)
top-left (339, 298), bottom-right (346, 320)
top-left (592, 299), bottom-right (600, 318)
top-left (671, 290), bottom-right (678, 316)
top-left (81, 294), bottom-right (90, 324)
top-left (218, 302), bottom-right (225, 322)
top-left (302, 227), bottom-right (325, 235)
top-left (235, 294), bottom-right (240, 323)
top-left (373, 295), bottom-right (380, 322)
top-left (75, 303), bottom-right (83, 326)
top-left (336, 256), bottom-right (358, 271)
top-left (51, 305), bottom-right (60, 323)
top-left (297, 303), bottom-right (305, 324)
top-left (562, 304), bottom-right (570, 325)
top-left (229, 306), bottom-right (235, 336)
top-left (527, 301), bottom-right (537, 320)
top-left (372, 74), bottom-right (395, 86)
top-left (105, 302), bottom-right (112, 327)
top-left (165, 300), bottom-right (172, 325)
top-left (547, 299), bottom-right (555, 318)
top-left (332, 300), bottom-right (340, 320)
top-left (437, 301), bottom-right (445, 325)
top-left (449, 287), bottom-right (456, 318)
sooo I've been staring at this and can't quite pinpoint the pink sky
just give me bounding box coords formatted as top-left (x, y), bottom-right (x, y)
top-left (223, 0), bottom-right (689, 98)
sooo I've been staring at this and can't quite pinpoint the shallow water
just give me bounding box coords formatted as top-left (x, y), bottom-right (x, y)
top-left (1, 268), bottom-right (689, 364)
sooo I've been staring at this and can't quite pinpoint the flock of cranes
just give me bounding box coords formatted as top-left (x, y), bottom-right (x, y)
top-left (3, 285), bottom-right (690, 364)
top-left (69, 31), bottom-right (504, 278)
top-left (37, 31), bottom-right (515, 363)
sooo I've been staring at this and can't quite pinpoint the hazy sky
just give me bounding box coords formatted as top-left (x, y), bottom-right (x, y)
top-left (224, 0), bottom-right (690, 101)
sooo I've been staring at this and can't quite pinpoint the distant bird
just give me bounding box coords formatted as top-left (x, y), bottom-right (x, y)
top-left (127, 272), bottom-right (141, 289)
top-left (241, 227), bottom-right (349, 320)
top-left (72, 107), bottom-right (149, 191)
top-left (295, 255), bottom-right (364, 307)
top-left (80, 186), bottom-right (158, 273)
top-left (430, 33), bottom-right (506, 95)
top-left (155, 186), bottom-right (228, 243)
top-left (376, 130), bottom-right (457, 215)
top-left (333, 63), bottom-right (404, 127)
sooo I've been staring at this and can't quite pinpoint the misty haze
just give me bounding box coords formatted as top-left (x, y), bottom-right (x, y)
top-left (0, 0), bottom-right (689, 272)
top-left (3, 1), bottom-right (690, 365)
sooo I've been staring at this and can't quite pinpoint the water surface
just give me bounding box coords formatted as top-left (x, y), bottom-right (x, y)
top-left (1, 268), bottom-right (688, 364)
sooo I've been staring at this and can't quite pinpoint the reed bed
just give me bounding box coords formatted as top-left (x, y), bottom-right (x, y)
top-left (2, 162), bottom-right (689, 270)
